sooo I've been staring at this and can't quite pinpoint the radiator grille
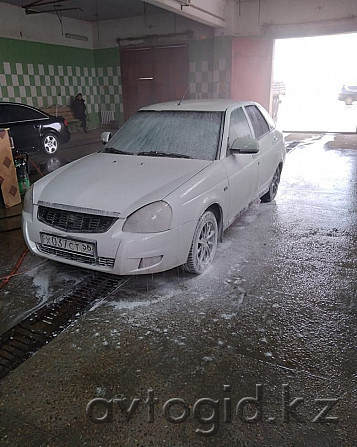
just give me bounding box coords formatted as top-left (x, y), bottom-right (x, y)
top-left (38, 206), bottom-right (117, 233)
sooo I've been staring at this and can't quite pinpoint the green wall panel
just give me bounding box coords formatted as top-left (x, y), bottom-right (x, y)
top-left (0, 38), bottom-right (95, 66)
top-left (0, 35), bottom-right (233, 123)
top-left (189, 38), bottom-right (213, 63)
top-left (94, 47), bottom-right (120, 67)
top-left (0, 38), bottom-right (123, 127)
top-left (213, 36), bottom-right (233, 61)
top-left (188, 37), bottom-right (232, 99)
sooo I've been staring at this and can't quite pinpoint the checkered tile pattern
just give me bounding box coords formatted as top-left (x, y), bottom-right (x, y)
top-left (213, 58), bottom-right (231, 99)
top-left (0, 62), bottom-right (123, 124)
top-left (189, 60), bottom-right (213, 99)
top-left (189, 58), bottom-right (230, 99)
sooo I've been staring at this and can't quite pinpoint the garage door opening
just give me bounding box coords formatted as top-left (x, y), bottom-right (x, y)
top-left (273, 32), bottom-right (357, 133)
top-left (120, 45), bottom-right (189, 121)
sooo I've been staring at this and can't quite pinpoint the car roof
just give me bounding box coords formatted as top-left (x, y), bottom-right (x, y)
top-left (0, 101), bottom-right (31, 106)
top-left (0, 101), bottom-right (44, 111)
top-left (139, 99), bottom-right (257, 112)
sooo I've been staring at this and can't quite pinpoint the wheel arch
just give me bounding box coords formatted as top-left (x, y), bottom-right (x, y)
top-left (40, 128), bottom-right (60, 139)
top-left (205, 203), bottom-right (223, 242)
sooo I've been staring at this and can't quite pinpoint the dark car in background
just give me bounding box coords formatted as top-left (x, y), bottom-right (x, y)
top-left (338, 85), bottom-right (357, 105)
top-left (0, 102), bottom-right (70, 155)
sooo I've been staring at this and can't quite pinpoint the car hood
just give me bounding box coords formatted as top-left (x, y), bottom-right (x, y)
top-left (34, 152), bottom-right (212, 218)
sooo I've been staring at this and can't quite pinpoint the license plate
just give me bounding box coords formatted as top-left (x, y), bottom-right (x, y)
top-left (40, 233), bottom-right (95, 256)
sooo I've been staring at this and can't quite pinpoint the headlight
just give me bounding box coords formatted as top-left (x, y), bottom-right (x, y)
top-left (123, 201), bottom-right (172, 233)
top-left (23, 184), bottom-right (34, 214)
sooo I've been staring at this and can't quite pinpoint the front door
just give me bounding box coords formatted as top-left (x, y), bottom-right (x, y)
top-left (223, 107), bottom-right (260, 224)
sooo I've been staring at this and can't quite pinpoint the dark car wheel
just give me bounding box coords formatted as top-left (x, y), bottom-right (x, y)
top-left (184, 211), bottom-right (218, 274)
top-left (345, 96), bottom-right (353, 105)
top-left (260, 166), bottom-right (281, 203)
top-left (42, 133), bottom-right (59, 155)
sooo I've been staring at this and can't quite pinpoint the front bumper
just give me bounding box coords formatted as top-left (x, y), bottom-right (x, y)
top-left (22, 206), bottom-right (196, 275)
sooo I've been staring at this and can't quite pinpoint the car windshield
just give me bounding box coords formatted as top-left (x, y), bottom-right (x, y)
top-left (101, 110), bottom-right (223, 161)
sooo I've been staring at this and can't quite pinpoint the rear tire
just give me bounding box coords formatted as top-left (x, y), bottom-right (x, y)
top-left (260, 166), bottom-right (281, 203)
top-left (42, 133), bottom-right (59, 155)
top-left (184, 211), bottom-right (218, 274)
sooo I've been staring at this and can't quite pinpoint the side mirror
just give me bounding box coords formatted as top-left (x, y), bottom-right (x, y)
top-left (230, 136), bottom-right (259, 154)
top-left (101, 131), bottom-right (112, 145)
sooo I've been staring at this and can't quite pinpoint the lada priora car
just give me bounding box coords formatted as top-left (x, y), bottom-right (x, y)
top-left (22, 100), bottom-right (286, 275)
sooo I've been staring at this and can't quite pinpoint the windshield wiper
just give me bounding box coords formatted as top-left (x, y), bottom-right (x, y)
top-left (137, 151), bottom-right (191, 159)
top-left (103, 147), bottom-right (133, 155)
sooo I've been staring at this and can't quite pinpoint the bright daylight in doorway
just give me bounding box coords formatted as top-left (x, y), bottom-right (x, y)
top-left (273, 32), bottom-right (357, 132)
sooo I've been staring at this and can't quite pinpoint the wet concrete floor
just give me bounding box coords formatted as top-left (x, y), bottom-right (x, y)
top-left (0, 133), bottom-right (356, 446)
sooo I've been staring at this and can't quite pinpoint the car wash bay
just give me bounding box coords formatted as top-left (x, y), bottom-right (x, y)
top-left (1, 0), bottom-right (357, 445)
top-left (1, 131), bottom-right (356, 445)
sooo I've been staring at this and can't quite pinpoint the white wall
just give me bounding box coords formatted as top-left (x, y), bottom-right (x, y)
top-left (92, 12), bottom-right (213, 49)
top-left (0, 2), bottom-right (94, 48)
top-left (144, 0), bottom-right (226, 28)
top-left (0, 2), bottom-right (212, 50)
top-left (223, 0), bottom-right (357, 37)
top-left (262, 0), bottom-right (357, 25)
top-left (1, 0), bottom-right (357, 47)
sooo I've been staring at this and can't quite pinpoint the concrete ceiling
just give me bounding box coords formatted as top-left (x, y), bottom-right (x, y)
top-left (1, 0), bottom-right (164, 21)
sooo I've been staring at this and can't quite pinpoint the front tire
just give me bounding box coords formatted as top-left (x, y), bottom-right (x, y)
top-left (345, 96), bottom-right (353, 105)
top-left (184, 211), bottom-right (218, 274)
top-left (260, 166), bottom-right (281, 203)
top-left (42, 133), bottom-right (59, 155)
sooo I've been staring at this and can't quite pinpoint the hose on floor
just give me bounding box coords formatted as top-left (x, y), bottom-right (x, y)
top-left (0, 248), bottom-right (29, 290)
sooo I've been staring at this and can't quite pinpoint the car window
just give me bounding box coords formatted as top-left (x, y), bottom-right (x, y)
top-left (228, 107), bottom-right (252, 148)
top-left (102, 110), bottom-right (223, 161)
top-left (0, 104), bottom-right (46, 123)
top-left (245, 105), bottom-right (270, 139)
top-left (257, 105), bottom-right (276, 130)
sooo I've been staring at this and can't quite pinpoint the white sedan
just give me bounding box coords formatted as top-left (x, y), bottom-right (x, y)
top-left (22, 100), bottom-right (285, 275)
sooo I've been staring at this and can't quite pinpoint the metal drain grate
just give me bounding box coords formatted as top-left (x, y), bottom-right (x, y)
top-left (0, 272), bottom-right (126, 380)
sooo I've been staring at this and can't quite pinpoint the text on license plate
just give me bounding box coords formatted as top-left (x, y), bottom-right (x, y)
top-left (40, 233), bottom-right (95, 256)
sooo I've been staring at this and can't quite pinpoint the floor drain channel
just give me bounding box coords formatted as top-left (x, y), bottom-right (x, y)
top-left (0, 273), bottom-right (125, 380)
